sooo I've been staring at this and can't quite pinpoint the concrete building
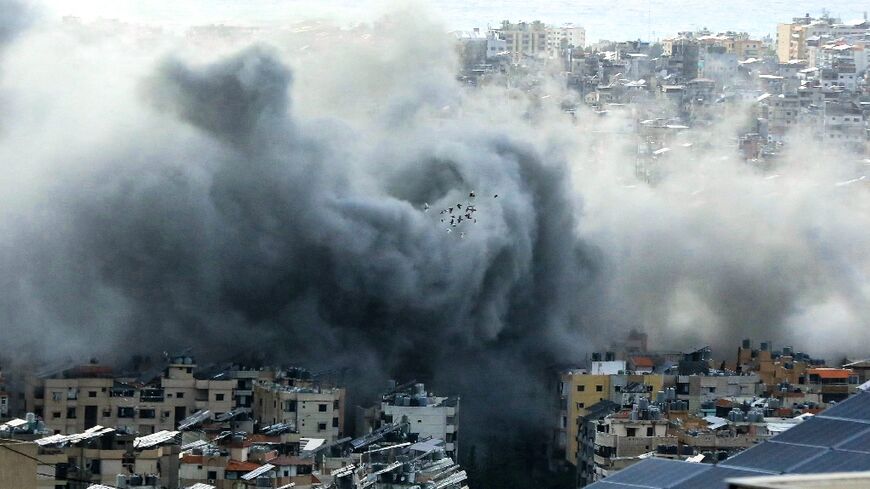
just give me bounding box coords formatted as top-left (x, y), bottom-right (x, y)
top-left (496, 20), bottom-right (548, 63)
top-left (587, 389), bottom-right (870, 489)
top-left (559, 366), bottom-right (670, 467)
top-left (253, 380), bottom-right (345, 444)
top-left (777, 15), bottom-right (869, 62)
top-left (547, 23), bottom-right (586, 58)
top-left (591, 400), bottom-right (674, 482)
top-left (577, 401), bottom-right (619, 487)
top-left (369, 383), bottom-right (460, 460)
top-left (25, 356), bottom-right (235, 435)
top-left (0, 440), bottom-right (37, 489)
top-left (0, 367), bottom-right (9, 419)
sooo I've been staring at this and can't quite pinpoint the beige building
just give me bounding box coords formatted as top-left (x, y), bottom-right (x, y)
top-left (26, 357), bottom-right (235, 435)
top-left (0, 440), bottom-right (38, 489)
top-left (253, 381), bottom-right (345, 443)
top-left (496, 20), bottom-right (548, 62)
top-left (592, 408), bottom-right (673, 482)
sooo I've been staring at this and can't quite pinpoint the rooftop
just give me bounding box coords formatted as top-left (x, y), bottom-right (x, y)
top-left (588, 389), bottom-right (870, 489)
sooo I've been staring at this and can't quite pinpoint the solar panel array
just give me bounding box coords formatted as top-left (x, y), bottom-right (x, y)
top-left (586, 391), bottom-right (870, 488)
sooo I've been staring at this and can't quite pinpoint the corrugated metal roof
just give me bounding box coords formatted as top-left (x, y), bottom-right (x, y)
top-left (241, 462), bottom-right (275, 480)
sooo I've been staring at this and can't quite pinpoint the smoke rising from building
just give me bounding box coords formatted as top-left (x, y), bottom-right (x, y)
top-left (0, 1), bottom-right (868, 465)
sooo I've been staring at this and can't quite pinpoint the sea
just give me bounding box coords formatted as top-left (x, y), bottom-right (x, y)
top-left (38, 0), bottom-right (870, 42)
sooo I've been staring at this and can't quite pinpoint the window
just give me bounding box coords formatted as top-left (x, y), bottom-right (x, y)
top-left (215, 393), bottom-right (225, 401)
top-left (176, 392), bottom-right (184, 399)
top-left (317, 422), bottom-right (327, 432)
top-left (102, 409), bottom-right (111, 418)
top-left (647, 427), bottom-right (654, 436)
top-left (207, 470), bottom-right (217, 480)
top-left (577, 402), bottom-right (585, 409)
top-left (332, 417), bottom-right (339, 428)
top-left (52, 411), bottom-right (61, 419)
top-left (285, 401), bottom-right (297, 412)
top-left (139, 409), bottom-right (156, 419)
top-left (627, 428), bottom-right (637, 437)
top-left (318, 404), bottom-right (327, 412)
top-left (51, 392), bottom-right (63, 401)
top-left (333, 400), bottom-right (340, 410)
top-left (118, 407), bottom-right (135, 418)
top-left (577, 385), bottom-right (585, 392)
top-left (596, 385), bottom-right (603, 392)
top-left (66, 407), bottom-right (76, 419)
top-left (88, 391), bottom-right (97, 398)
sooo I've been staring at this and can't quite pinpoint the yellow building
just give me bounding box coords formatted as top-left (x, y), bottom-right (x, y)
top-left (557, 367), bottom-right (672, 467)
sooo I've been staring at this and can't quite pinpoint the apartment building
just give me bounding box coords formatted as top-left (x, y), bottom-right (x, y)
top-left (590, 400), bottom-right (674, 482)
top-left (496, 20), bottom-right (548, 62)
top-left (379, 383), bottom-right (460, 460)
top-left (252, 380), bottom-right (346, 443)
top-left (557, 360), bottom-right (670, 466)
top-left (25, 356), bottom-right (235, 435)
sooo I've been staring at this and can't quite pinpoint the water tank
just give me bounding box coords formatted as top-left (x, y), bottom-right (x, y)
top-left (184, 356), bottom-right (193, 365)
top-left (638, 398), bottom-right (649, 410)
top-left (416, 396), bottom-right (429, 407)
top-left (415, 383), bottom-right (426, 396)
top-left (145, 475), bottom-right (158, 486)
top-left (130, 474), bottom-right (142, 486)
top-left (387, 379), bottom-right (397, 390)
top-left (666, 388), bottom-right (676, 401)
top-left (655, 391), bottom-right (665, 403)
top-left (116, 474), bottom-right (128, 489)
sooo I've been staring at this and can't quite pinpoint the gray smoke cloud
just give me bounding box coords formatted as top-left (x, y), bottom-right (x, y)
top-left (0, 5), bottom-right (868, 483)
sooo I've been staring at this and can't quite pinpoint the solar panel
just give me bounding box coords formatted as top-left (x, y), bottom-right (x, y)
top-left (818, 392), bottom-right (870, 422)
top-left (669, 466), bottom-right (761, 489)
top-left (836, 430), bottom-right (870, 453)
top-left (789, 449), bottom-right (870, 473)
top-left (771, 417), bottom-right (870, 448)
top-left (603, 458), bottom-right (710, 488)
top-left (720, 441), bottom-right (827, 473)
top-left (585, 482), bottom-right (642, 489)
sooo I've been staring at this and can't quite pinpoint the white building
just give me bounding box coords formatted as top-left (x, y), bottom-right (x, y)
top-left (547, 23), bottom-right (586, 57)
top-left (366, 383), bottom-right (460, 460)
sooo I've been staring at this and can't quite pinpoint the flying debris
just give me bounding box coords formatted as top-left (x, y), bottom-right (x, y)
top-left (493, 194), bottom-right (498, 198)
top-left (445, 228), bottom-right (452, 234)
top-left (460, 232), bottom-right (465, 239)
top-left (469, 191), bottom-right (476, 198)
top-left (423, 202), bottom-right (430, 211)
top-left (457, 204), bottom-right (462, 210)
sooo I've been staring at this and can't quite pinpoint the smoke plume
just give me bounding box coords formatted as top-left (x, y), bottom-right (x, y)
top-left (0, 5), bottom-right (868, 485)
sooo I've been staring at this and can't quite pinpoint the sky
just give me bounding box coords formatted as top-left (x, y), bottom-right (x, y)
top-left (36, 0), bottom-right (870, 42)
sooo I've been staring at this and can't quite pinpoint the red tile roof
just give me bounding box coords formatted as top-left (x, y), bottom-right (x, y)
top-left (809, 368), bottom-right (854, 379)
top-left (226, 460), bottom-right (262, 472)
top-left (180, 455), bottom-right (204, 465)
top-left (630, 356), bottom-right (655, 368)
